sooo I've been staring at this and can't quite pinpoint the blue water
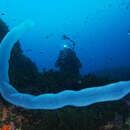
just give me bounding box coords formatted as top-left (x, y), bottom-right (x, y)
top-left (0, 0), bottom-right (130, 74)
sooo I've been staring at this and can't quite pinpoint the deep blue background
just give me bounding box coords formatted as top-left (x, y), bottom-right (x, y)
top-left (0, 0), bottom-right (130, 75)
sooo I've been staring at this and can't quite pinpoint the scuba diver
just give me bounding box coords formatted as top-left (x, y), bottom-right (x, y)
top-left (55, 35), bottom-right (81, 74)
top-left (62, 34), bottom-right (76, 50)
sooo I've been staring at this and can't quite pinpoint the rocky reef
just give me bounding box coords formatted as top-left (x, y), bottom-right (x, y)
top-left (55, 48), bottom-right (82, 75)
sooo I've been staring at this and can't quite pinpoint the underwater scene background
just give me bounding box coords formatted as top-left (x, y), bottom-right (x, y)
top-left (0, 0), bottom-right (130, 130)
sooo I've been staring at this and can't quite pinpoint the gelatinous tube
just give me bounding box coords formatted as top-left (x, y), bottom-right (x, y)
top-left (0, 20), bottom-right (129, 110)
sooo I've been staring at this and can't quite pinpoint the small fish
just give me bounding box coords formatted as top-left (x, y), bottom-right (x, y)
top-left (108, 57), bottom-right (112, 62)
top-left (26, 49), bottom-right (32, 52)
top-left (121, 2), bottom-right (125, 6)
top-left (126, 2), bottom-right (130, 10)
top-left (86, 16), bottom-right (88, 19)
top-left (45, 33), bottom-right (53, 39)
top-left (108, 3), bottom-right (112, 8)
top-left (49, 55), bottom-right (53, 58)
top-left (72, 42), bottom-right (76, 47)
top-left (128, 30), bottom-right (130, 35)
top-left (40, 51), bottom-right (44, 54)
top-left (126, 5), bottom-right (129, 10)
top-left (12, 18), bottom-right (17, 21)
top-left (1, 13), bottom-right (5, 15)
top-left (84, 16), bottom-right (88, 23)
top-left (45, 36), bottom-right (49, 39)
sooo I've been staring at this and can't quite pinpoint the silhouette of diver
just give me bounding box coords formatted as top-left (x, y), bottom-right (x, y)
top-left (62, 35), bottom-right (76, 50)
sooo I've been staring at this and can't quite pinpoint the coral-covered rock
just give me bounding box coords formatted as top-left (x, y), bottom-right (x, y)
top-left (55, 48), bottom-right (82, 74)
top-left (0, 19), bottom-right (39, 94)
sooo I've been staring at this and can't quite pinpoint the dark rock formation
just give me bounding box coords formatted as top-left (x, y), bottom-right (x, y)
top-left (55, 48), bottom-right (82, 74)
top-left (0, 19), bottom-right (40, 94)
